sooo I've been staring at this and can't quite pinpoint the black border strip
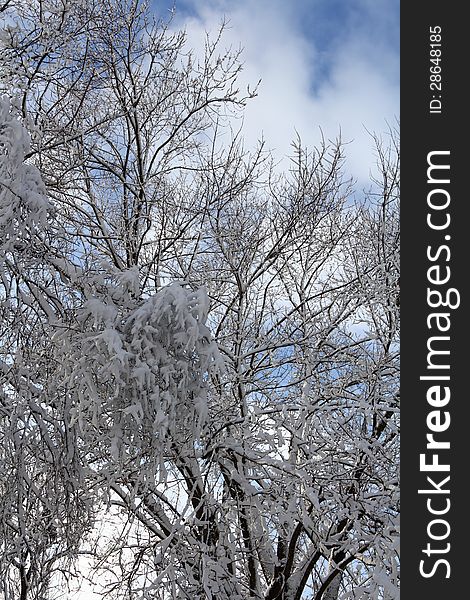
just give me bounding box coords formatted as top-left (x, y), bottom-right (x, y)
top-left (401, 4), bottom-right (466, 597)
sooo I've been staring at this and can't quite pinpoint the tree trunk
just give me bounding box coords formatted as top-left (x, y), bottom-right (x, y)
top-left (322, 572), bottom-right (341, 600)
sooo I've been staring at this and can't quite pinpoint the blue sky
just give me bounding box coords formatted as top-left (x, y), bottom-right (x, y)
top-left (152, 0), bottom-right (399, 184)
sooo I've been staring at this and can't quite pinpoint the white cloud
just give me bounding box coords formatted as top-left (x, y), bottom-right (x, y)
top-left (170, 0), bottom-right (399, 186)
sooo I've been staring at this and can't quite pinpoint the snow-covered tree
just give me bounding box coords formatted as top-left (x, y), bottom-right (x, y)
top-left (0, 1), bottom-right (399, 598)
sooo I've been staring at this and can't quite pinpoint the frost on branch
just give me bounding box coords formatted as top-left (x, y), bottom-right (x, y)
top-left (0, 96), bottom-right (94, 598)
top-left (60, 282), bottom-right (221, 479)
top-left (0, 96), bottom-right (50, 254)
top-left (0, 1), bottom-right (399, 595)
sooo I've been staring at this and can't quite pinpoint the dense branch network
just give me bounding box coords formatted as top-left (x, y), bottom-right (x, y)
top-left (0, 1), bottom-right (399, 599)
